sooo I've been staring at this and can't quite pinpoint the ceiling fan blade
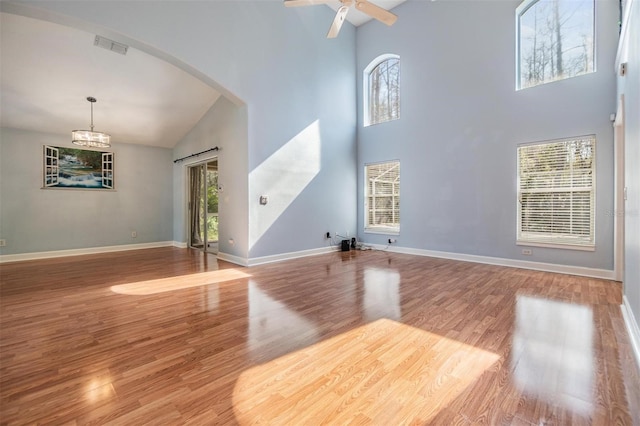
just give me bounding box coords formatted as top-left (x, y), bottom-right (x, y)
top-left (284, 0), bottom-right (333, 7)
top-left (327, 5), bottom-right (350, 38)
top-left (355, 0), bottom-right (397, 26)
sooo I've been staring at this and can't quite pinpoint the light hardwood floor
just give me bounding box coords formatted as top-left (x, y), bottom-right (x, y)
top-left (1, 247), bottom-right (639, 425)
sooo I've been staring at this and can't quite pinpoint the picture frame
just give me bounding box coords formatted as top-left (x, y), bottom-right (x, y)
top-left (43, 145), bottom-right (114, 190)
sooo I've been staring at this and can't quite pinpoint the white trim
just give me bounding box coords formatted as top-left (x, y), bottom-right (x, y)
top-left (367, 244), bottom-right (615, 280)
top-left (614, 95), bottom-right (626, 282)
top-left (1, 240), bottom-right (616, 281)
top-left (621, 296), bottom-right (640, 370)
top-left (364, 228), bottom-right (400, 236)
top-left (514, 0), bottom-right (532, 90)
top-left (516, 241), bottom-right (595, 251)
top-left (216, 252), bottom-right (248, 267)
top-left (615, 0), bottom-right (634, 71)
top-left (248, 245), bottom-right (340, 267)
top-left (0, 241), bottom-right (175, 264)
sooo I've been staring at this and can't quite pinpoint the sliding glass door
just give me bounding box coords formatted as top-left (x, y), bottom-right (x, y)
top-left (188, 159), bottom-right (219, 254)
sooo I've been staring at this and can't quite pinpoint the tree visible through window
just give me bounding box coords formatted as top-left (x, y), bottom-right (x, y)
top-left (517, 0), bottom-right (595, 89)
top-left (517, 136), bottom-right (595, 249)
top-left (365, 161), bottom-right (400, 233)
top-left (365, 55), bottom-right (400, 126)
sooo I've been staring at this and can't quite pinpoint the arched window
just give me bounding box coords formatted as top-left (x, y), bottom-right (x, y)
top-left (364, 54), bottom-right (400, 126)
top-left (516, 0), bottom-right (595, 90)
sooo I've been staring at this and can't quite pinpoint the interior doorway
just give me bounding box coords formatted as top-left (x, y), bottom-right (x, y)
top-left (188, 158), bottom-right (219, 254)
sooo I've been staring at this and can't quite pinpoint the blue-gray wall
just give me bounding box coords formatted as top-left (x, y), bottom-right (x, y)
top-left (356, 0), bottom-right (619, 270)
top-left (0, 128), bottom-right (173, 254)
top-left (3, 0), bottom-right (358, 261)
top-left (172, 97), bottom-right (249, 260)
top-left (0, 0), bottom-right (626, 276)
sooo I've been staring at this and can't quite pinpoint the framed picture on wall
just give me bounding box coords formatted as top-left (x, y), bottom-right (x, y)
top-left (43, 145), bottom-right (114, 190)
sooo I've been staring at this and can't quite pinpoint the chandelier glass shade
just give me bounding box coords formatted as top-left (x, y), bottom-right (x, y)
top-left (72, 97), bottom-right (111, 148)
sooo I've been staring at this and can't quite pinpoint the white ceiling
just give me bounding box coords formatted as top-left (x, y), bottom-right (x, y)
top-left (0, 12), bottom-right (221, 149)
top-left (326, 0), bottom-right (406, 26)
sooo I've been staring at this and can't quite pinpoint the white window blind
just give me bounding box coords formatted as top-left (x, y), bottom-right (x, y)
top-left (517, 136), bottom-right (595, 249)
top-left (365, 161), bottom-right (400, 233)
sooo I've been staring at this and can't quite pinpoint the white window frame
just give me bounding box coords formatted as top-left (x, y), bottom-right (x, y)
top-left (102, 152), bottom-right (114, 189)
top-left (363, 54), bottom-right (400, 127)
top-left (517, 135), bottom-right (596, 250)
top-left (43, 145), bottom-right (59, 187)
top-left (515, 0), bottom-right (596, 90)
top-left (365, 160), bottom-right (400, 235)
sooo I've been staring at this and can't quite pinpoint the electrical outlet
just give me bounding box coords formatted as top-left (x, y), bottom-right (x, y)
top-left (388, 238), bottom-right (396, 244)
top-left (0, 239), bottom-right (6, 247)
top-left (229, 239), bottom-right (235, 245)
top-left (522, 248), bottom-right (532, 255)
top-left (131, 231), bottom-right (137, 238)
top-left (326, 232), bottom-right (331, 239)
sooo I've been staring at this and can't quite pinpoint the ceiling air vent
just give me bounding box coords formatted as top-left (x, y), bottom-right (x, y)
top-left (94, 35), bottom-right (128, 55)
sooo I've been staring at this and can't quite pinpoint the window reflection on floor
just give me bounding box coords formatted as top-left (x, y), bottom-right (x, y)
top-left (512, 295), bottom-right (594, 415)
top-left (363, 267), bottom-right (401, 321)
top-left (247, 280), bottom-right (320, 360)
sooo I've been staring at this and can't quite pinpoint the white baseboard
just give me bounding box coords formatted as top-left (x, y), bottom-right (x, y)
top-left (216, 252), bottom-right (248, 267)
top-left (218, 246), bottom-right (340, 268)
top-left (0, 241), bottom-right (175, 264)
top-left (367, 245), bottom-right (615, 280)
top-left (1, 240), bottom-right (615, 282)
top-left (248, 245), bottom-right (339, 267)
top-left (621, 296), bottom-right (640, 370)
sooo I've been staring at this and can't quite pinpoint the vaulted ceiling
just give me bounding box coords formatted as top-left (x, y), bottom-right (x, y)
top-left (0, 12), bottom-right (221, 148)
top-left (0, 1), bottom-right (405, 148)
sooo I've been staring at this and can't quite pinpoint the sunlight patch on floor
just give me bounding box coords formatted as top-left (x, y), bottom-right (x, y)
top-left (84, 373), bottom-right (116, 403)
top-left (110, 269), bottom-right (251, 295)
top-left (232, 318), bottom-right (500, 424)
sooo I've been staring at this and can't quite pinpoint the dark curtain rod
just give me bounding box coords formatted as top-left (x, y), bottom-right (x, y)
top-left (173, 147), bottom-right (219, 163)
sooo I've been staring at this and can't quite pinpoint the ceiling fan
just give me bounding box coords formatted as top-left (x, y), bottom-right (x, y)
top-left (284, 0), bottom-right (398, 38)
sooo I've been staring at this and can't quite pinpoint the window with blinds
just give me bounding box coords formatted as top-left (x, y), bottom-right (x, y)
top-left (517, 136), bottom-right (595, 249)
top-left (365, 161), bottom-right (400, 234)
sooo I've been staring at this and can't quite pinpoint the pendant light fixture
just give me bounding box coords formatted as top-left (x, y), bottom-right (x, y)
top-left (72, 96), bottom-right (111, 148)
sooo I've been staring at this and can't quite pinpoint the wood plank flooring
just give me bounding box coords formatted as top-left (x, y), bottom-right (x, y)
top-left (1, 247), bottom-right (639, 425)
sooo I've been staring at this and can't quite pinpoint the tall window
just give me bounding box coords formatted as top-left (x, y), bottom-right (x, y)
top-left (365, 161), bottom-right (400, 234)
top-left (364, 54), bottom-right (400, 126)
top-left (517, 136), bottom-right (595, 249)
top-left (517, 0), bottom-right (595, 89)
